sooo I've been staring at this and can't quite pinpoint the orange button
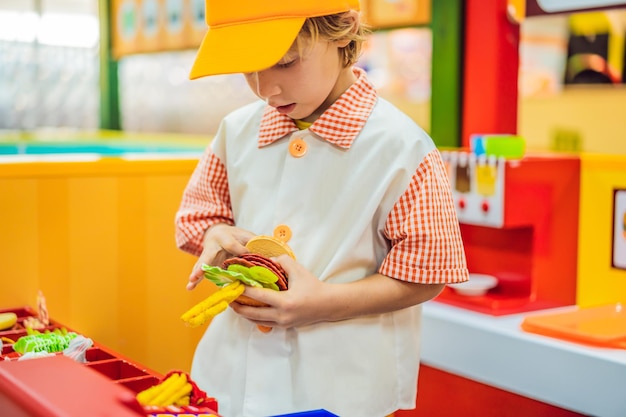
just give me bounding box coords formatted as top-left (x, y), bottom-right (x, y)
top-left (273, 225), bottom-right (292, 243)
top-left (289, 138), bottom-right (307, 158)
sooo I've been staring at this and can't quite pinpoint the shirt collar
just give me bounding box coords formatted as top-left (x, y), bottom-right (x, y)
top-left (257, 67), bottom-right (377, 149)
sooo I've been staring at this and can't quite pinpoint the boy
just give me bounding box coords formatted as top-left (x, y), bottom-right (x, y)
top-left (175, 1), bottom-right (469, 416)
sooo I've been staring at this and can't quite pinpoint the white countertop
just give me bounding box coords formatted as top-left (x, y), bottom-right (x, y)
top-left (420, 302), bottom-right (626, 417)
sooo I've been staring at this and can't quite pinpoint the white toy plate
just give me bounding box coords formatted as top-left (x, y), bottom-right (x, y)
top-left (447, 273), bottom-right (499, 296)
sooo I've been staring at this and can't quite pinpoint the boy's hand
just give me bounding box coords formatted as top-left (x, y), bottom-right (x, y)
top-left (231, 254), bottom-right (330, 328)
top-left (231, 254), bottom-right (447, 328)
top-left (187, 224), bottom-right (254, 290)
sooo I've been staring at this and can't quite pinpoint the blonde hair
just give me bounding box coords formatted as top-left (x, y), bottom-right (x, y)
top-left (296, 11), bottom-right (370, 67)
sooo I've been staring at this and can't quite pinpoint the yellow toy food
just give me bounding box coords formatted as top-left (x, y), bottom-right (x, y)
top-left (0, 312), bottom-right (17, 331)
top-left (136, 372), bottom-right (193, 407)
top-left (181, 281), bottom-right (245, 328)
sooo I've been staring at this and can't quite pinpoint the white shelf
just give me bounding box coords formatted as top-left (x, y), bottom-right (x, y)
top-left (421, 302), bottom-right (626, 417)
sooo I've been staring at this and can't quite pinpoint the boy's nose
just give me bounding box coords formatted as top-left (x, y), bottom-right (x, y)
top-left (254, 70), bottom-right (281, 99)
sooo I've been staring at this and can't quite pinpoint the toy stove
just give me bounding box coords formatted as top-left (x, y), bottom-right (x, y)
top-left (437, 150), bottom-right (581, 315)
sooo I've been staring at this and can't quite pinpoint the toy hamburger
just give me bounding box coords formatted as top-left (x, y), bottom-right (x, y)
top-left (181, 235), bottom-right (295, 331)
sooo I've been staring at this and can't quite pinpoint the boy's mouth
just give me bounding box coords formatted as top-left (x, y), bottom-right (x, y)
top-left (275, 103), bottom-right (296, 114)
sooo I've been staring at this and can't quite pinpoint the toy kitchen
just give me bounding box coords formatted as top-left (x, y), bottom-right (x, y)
top-left (437, 138), bottom-right (581, 316)
top-left (411, 140), bottom-right (626, 417)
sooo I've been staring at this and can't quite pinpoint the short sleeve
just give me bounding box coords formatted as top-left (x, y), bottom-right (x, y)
top-left (174, 147), bottom-right (234, 256)
top-left (380, 150), bottom-right (469, 284)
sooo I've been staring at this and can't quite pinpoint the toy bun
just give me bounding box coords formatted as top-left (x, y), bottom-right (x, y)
top-left (245, 235), bottom-right (296, 260)
top-left (236, 295), bottom-right (268, 307)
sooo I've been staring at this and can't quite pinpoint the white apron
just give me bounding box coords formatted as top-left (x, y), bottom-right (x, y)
top-left (191, 98), bottom-right (436, 417)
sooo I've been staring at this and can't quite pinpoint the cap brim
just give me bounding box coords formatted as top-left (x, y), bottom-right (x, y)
top-left (190, 18), bottom-right (306, 79)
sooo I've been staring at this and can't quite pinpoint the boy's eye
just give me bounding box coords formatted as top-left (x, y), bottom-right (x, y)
top-left (275, 59), bottom-right (296, 69)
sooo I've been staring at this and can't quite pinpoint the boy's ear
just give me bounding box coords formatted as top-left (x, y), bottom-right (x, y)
top-left (336, 38), bottom-right (351, 48)
top-left (336, 10), bottom-right (360, 48)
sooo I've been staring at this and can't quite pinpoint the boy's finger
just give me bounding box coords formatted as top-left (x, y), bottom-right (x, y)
top-left (186, 269), bottom-right (204, 291)
top-left (273, 254), bottom-right (297, 278)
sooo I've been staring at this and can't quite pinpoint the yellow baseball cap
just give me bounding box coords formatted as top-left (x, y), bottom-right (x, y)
top-left (189, 0), bottom-right (361, 79)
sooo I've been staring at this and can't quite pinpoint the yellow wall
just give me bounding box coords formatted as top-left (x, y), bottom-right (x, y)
top-left (519, 86), bottom-right (626, 154)
top-left (577, 153), bottom-right (626, 307)
top-left (0, 157), bottom-right (210, 374)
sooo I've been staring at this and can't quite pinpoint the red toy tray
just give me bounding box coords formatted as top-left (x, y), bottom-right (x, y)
top-left (0, 305), bottom-right (221, 416)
